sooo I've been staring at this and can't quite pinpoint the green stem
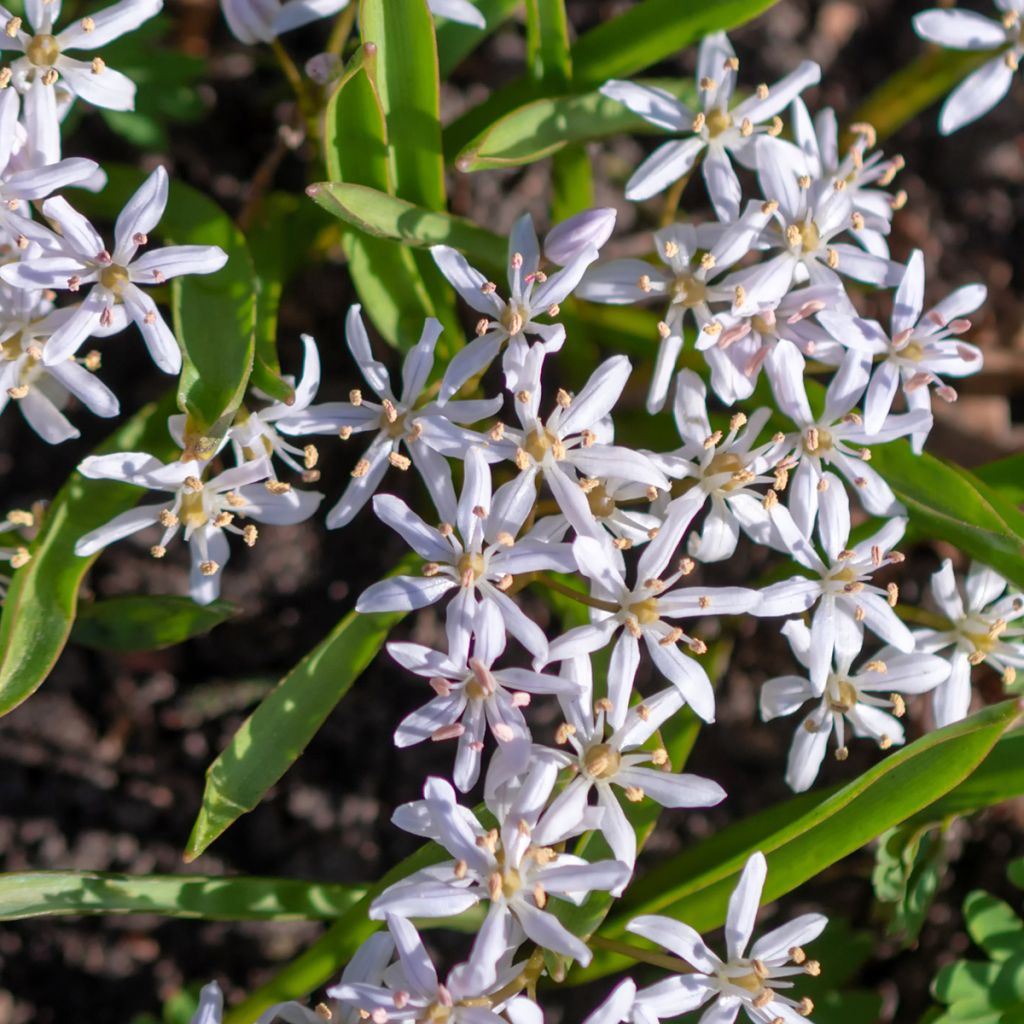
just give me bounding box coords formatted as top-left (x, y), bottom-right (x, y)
top-left (535, 576), bottom-right (620, 614)
top-left (271, 38), bottom-right (317, 124)
top-left (326, 4), bottom-right (358, 56)
top-left (659, 167), bottom-right (693, 228)
top-left (895, 605), bottom-right (951, 630)
top-left (587, 935), bottom-right (695, 974)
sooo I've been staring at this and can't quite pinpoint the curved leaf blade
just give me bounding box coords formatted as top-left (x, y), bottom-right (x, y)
top-left (71, 595), bottom-right (236, 652)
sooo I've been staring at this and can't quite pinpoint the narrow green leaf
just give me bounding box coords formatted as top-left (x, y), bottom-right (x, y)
top-left (851, 46), bottom-right (995, 144)
top-left (185, 556), bottom-right (417, 861)
top-left (444, 0), bottom-right (779, 157)
top-left (526, 0), bottom-right (571, 87)
top-left (456, 80), bottom-right (692, 171)
top-left (71, 595), bottom-right (236, 652)
top-left (870, 444), bottom-right (1024, 591)
top-left (575, 700), bottom-right (1020, 983)
top-left (322, 47), bottom-right (443, 349)
top-left (436, 0), bottom-right (522, 78)
top-left (360, 0), bottom-right (446, 211)
top-left (0, 394), bottom-right (178, 718)
top-left (0, 871), bottom-right (364, 922)
top-left (975, 453), bottom-right (1024, 507)
top-left (306, 181), bottom-right (506, 274)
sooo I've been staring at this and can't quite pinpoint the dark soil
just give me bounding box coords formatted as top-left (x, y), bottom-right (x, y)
top-left (1, 1), bottom-right (1023, 1022)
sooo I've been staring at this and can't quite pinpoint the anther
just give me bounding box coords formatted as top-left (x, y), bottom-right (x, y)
top-left (887, 582), bottom-right (899, 607)
top-left (243, 524), bottom-right (258, 546)
top-left (91, 57), bottom-right (105, 74)
top-left (349, 389), bottom-right (362, 406)
top-left (752, 990), bottom-right (775, 1009)
top-left (624, 785), bottom-right (644, 802)
top-left (265, 480), bottom-right (291, 494)
top-left (388, 452), bottom-right (411, 470)
top-left (199, 560), bottom-right (219, 576)
top-left (804, 959), bottom-right (821, 976)
top-left (889, 693), bottom-right (906, 718)
top-left (4, 16), bottom-right (21, 36)
top-left (835, 746), bottom-right (849, 761)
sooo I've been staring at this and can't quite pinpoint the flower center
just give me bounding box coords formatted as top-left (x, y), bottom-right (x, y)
top-left (706, 108), bottom-right (733, 138)
top-left (422, 1004), bottom-right (452, 1024)
top-left (828, 678), bottom-right (859, 714)
top-left (673, 274), bottom-right (707, 307)
top-left (99, 263), bottom-right (131, 295)
top-left (179, 490), bottom-right (208, 529)
top-left (751, 314), bottom-right (777, 337)
top-left (583, 742), bottom-right (621, 780)
top-left (831, 565), bottom-right (858, 583)
top-left (383, 409), bottom-right (408, 438)
top-left (501, 301), bottom-right (528, 335)
top-left (705, 450), bottom-right (745, 490)
top-left (727, 970), bottom-right (765, 994)
top-left (900, 340), bottom-right (925, 362)
top-left (789, 221), bottom-right (821, 254)
top-left (962, 629), bottom-right (996, 655)
top-left (465, 677), bottom-right (487, 700)
top-left (586, 483), bottom-right (617, 519)
top-left (629, 596), bottom-right (660, 625)
top-left (27, 34), bottom-right (60, 66)
top-left (457, 552), bottom-right (485, 582)
top-left (803, 427), bottom-right (833, 454)
top-left (501, 868), bottom-right (522, 899)
top-left (523, 427), bottom-right (559, 462)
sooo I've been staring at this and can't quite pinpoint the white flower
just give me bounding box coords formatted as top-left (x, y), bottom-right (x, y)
top-left (914, 559), bottom-right (1024, 727)
top-left (600, 32), bottom-right (820, 219)
top-left (387, 600), bottom-right (580, 792)
top-left (818, 249), bottom-right (985, 453)
top-left (282, 306), bottom-right (501, 528)
top-left (1, 280), bottom-right (121, 443)
top-left (0, 0), bottom-right (163, 162)
top-left (432, 212), bottom-right (601, 397)
top-left (769, 342), bottom-right (924, 535)
top-left (221, 0), bottom-right (484, 44)
top-left (725, 137), bottom-right (899, 309)
top-left (650, 369), bottom-right (781, 563)
top-left (625, 852), bottom-right (826, 1024)
top-left (0, 89), bottom-right (100, 248)
top-left (697, 284), bottom-right (845, 406)
top-left (544, 207), bottom-right (617, 266)
top-left (762, 618), bottom-right (951, 791)
top-left (356, 446), bottom-right (575, 662)
top-left (758, 474), bottom-right (913, 691)
top-left (788, 100), bottom-right (904, 256)
top-left (544, 533), bottom-right (761, 727)
top-left (370, 771), bottom-right (629, 967)
top-left (228, 333), bottom-right (324, 478)
top-left (330, 914), bottom-right (539, 1024)
top-left (577, 205), bottom-right (773, 412)
top-left (913, 3), bottom-right (1024, 134)
top-left (0, 166), bottom-right (228, 374)
top-left (538, 681), bottom-right (725, 878)
top-left (486, 352), bottom-right (669, 539)
top-left (189, 980), bottom-right (322, 1024)
top-left (74, 449), bottom-right (323, 604)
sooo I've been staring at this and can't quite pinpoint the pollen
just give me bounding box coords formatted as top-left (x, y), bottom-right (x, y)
top-left (199, 560), bottom-right (219, 576)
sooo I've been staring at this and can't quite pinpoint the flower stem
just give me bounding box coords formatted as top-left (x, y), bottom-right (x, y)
top-left (536, 576), bottom-right (621, 614)
top-left (587, 935), bottom-right (696, 974)
top-left (271, 38), bottom-right (316, 123)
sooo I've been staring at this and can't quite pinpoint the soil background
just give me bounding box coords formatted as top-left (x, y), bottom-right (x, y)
top-left (2, 0), bottom-right (1024, 1021)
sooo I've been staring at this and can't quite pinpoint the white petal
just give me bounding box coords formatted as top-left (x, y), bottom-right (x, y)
top-left (725, 851), bottom-right (766, 960)
top-left (939, 56), bottom-right (1015, 135)
top-left (913, 9), bottom-right (1009, 50)
top-left (356, 575), bottom-right (456, 613)
top-left (625, 138), bottom-right (706, 202)
top-left (599, 80), bottom-right (690, 131)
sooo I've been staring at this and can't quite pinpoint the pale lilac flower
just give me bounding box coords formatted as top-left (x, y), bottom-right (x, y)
top-left (582, 980), bottom-right (642, 1024)
top-left (330, 915), bottom-right (538, 1024)
top-left (485, 352), bottom-right (669, 539)
top-left (0, 166), bottom-right (228, 374)
top-left (544, 207), bottom-right (617, 265)
top-left (725, 137), bottom-right (899, 308)
top-left (283, 307), bottom-right (501, 528)
top-left (762, 619), bottom-right (951, 791)
top-left (333, 933), bottom-right (396, 1024)
top-left (74, 451), bottom-right (323, 604)
top-left (914, 559), bottom-right (1024, 727)
top-left (818, 250), bottom-right (985, 453)
top-left (913, 3), bottom-right (1024, 134)
top-left (0, 89), bottom-right (100, 248)
top-left (789, 99), bottom-right (904, 257)
top-left (228, 334), bottom-right (324, 478)
top-left (432, 212), bottom-right (601, 397)
top-left (600, 32), bottom-right (820, 218)
top-left (537, 682), bottom-right (725, 878)
top-left (0, 281), bottom-right (121, 443)
top-left (649, 370), bottom-right (781, 563)
top-left (758, 474), bottom-right (914, 691)
top-left (356, 446), bottom-right (575, 662)
top-left (577, 204), bottom-right (774, 412)
top-left (544, 533), bottom-right (761, 727)
top-left (624, 852), bottom-right (827, 1024)
top-left (370, 771), bottom-right (629, 966)
top-left (0, 0), bottom-right (163, 163)
top-left (189, 980), bottom-right (322, 1024)
top-left (387, 600), bottom-right (580, 792)
top-left (769, 342), bottom-right (924, 534)
top-left (697, 283), bottom-right (845, 405)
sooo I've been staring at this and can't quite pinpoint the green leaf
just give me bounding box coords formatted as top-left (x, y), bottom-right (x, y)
top-left (870, 444), bottom-right (1024, 591)
top-left (322, 47), bottom-right (443, 350)
top-left (0, 394), bottom-right (178, 718)
top-left (872, 823), bottom-right (945, 943)
top-left (82, 166), bottom-right (257, 456)
top-left (934, 954), bottom-right (1024, 1013)
top-left (185, 556), bottom-right (417, 861)
top-left (526, 0), bottom-right (571, 88)
top-left (574, 700), bottom-right (1021, 984)
top-left (0, 871), bottom-right (364, 921)
top-left (965, 891), bottom-right (1024, 962)
top-left (444, 0), bottom-right (780, 157)
top-left (456, 80), bottom-right (692, 171)
top-left (851, 46), bottom-right (996, 144)
top-left (71, 595), bottom-right (236, 652)
top-left (306, 181), bottom-right (506, 274)
top-left (976, 454), bottom-right (1024, 507)
top-left (436, 0), bottom-right (522, 78)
